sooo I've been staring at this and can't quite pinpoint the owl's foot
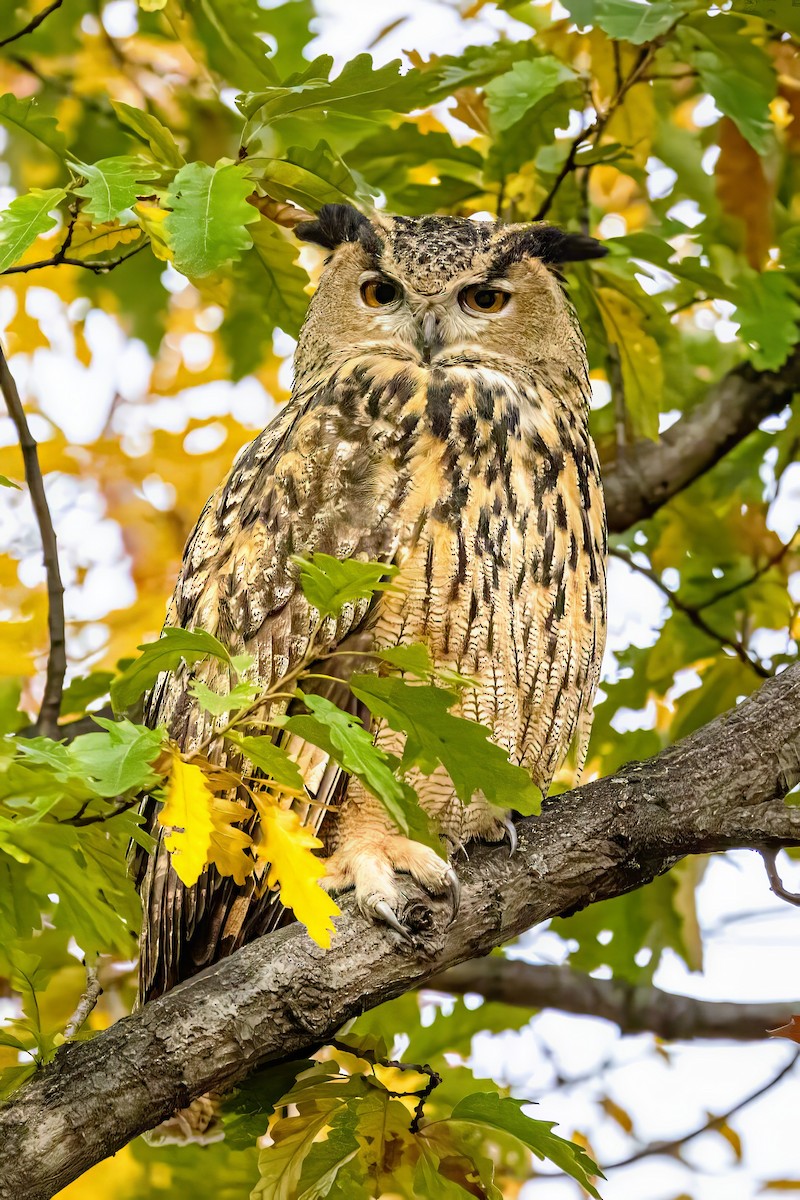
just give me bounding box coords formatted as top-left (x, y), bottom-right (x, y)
top-left (323, 835), bottom-right (460, 939)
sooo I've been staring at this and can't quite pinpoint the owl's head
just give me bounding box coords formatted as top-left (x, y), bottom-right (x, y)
top-left (292, 204), bottom-right (605, 383)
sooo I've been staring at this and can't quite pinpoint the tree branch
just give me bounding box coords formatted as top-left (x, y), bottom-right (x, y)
top-left (604, 1050), bottom-right (799, 1169)
top-left (0, 341), bottom-right (65, 738)
top-left (1, 664), bottom-right (799, 1198)
top-left (428, 959), bottom-right (798, 1042)
top-left (604, 348), bottom-right (800, 532)
top-left (0, 238), bottom-right (150, 277)
top-left (0, 0), bottom-right (63, 49)
top-left (609, 546), bottom-right (771, 678)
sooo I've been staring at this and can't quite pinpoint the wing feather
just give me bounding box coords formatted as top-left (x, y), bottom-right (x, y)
top-left (135, 365), bottom-right (415, 1002)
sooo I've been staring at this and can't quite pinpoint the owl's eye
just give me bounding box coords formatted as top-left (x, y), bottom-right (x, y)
top-left (361, 279), bottom-right (400, 307)
top-left (459, 286), bottom-right (510, 315)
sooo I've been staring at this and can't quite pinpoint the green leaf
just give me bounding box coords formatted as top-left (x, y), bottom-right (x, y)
top-left (376, 644), bottom-right (434, 678)
top-left (415, 1150), bottom-right (482, 1199)
top-left (285, 693), bottom-right (442, 852)
top-left (485, 57), bottom-right (577, 133)
top-left (551, 868), bottom-right (697, 980)
top-left (295, 1108), bottom-right (361, 1199)
top-left (0, 93), bottom-right (67, 157)
top-left (0, 189), bottom-right (67, 273)
top-left (675, 14), bottom-right (777, 154)
top-left (248, 141), bottom-right (359, 210)
top-left (70, 156), bottom-right (159, 223)
top-left (60, 671), bottom-right (115, 717)
top-left (561, 0), bottom-right (687, 43)
top-left (110, 101), bottom-right (185, 168)
top-left (734, 271), bottom-right (800, 372)
top-left (225, 733), bottom-right (305, 791)
top-left (189, 678), bottom-right (260, 715)
top-left (294, 553), bottom-right (397, 619)
top-left (221, 1059), bottom-right (314, 1148)
top-left (349, 676), bottom-right (542, 815)
top-left (193, 0), bottom-right (280, 89)
top-left (0, 474), bottom-right (20, 488)
top-left (239, 53), bottom-right (434, 130)
top-left (164, 161), bottom-right (259, 278)
top-left (110, 627), bottom-right (233, 713)
top-left (449, 1093), bottom-right (603, 1198)
top-left (253, 1070), bottom-right (367, 1200)
top-left (222, 217), bottom-right (308, 375)
top-left (65, 718), bottom-right (165, 796)
top-left (0, 681), bottom-right (28, 736)
top-left (424, 40), bottom-right (542, 97)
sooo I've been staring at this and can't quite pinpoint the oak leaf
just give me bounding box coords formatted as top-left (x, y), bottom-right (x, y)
top-left (252, 799), bottom-right (339, 949)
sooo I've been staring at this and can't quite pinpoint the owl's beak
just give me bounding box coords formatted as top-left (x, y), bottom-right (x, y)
top-left (418, 309), bottom-right (442, 364)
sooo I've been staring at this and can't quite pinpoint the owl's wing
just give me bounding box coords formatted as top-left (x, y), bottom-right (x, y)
top-left (134, 383), bottom-right (407, 1003)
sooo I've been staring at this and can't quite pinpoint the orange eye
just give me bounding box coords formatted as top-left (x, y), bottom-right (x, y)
top-left (459, 285), bottom-right (510, 315)
top-left (361, 279), bottom-right (400, 307)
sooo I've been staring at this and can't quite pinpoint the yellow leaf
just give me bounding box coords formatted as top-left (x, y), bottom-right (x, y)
top-left (69, 219), bottom-right (143, 260)
top-left (139, 0), bottom-right (168, 8)
top-left (253, 799), bottom-right (340, 949)
top-left (600, 1096), bottom-right (634, 1134)
top-left (159, 755), bottom-right (216, 886)
top-left (134, 202), bottom-right (171, 262)
top-left (159, 753), bottom-right (255, 887)
top-left (373, 1063), bottom-right (430, 1094)
top-left (713, 1117), bottom-right (742, 1162)
top-left (595, 286), bottom-right (663, 440)
top-left (606, 82), bottom-right (654, 166)
top-left (207, 795), bottom-right (255, 886)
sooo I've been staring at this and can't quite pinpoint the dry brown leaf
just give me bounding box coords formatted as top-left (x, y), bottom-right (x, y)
top-left (715, 117), bottom-right (773, 270)
top-left (767, 1014), bottom-right (800, 1043)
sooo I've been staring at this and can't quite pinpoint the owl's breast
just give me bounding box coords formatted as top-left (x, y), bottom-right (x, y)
top-left (375, 363), bottom-right (607, 789)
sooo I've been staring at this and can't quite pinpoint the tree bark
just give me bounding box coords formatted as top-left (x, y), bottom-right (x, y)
top-left (1, 664), bottom-right (799, 1199)
top-left (429, 960), bottom-right (798, 1041)
top-left (603, 348), bottom-right (800, 531)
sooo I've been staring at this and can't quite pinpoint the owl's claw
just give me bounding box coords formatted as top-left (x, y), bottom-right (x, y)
top-left (372, 899), bottom-right (413, 942)
top-left (445, 867), bottom-right (461, 921)
top-left (502, 817), bottom-right (518, 856)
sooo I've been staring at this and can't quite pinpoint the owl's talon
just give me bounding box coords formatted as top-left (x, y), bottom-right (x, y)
top-left (372, 899), bottom-right (413, 941)
top-left (445, 867), bottom-right (461, 920)
top-left (502, 817), bottom-right (518, 856)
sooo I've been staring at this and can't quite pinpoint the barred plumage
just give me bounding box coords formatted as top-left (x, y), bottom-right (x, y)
top-left (135, 206), bottom-right (608, 1009)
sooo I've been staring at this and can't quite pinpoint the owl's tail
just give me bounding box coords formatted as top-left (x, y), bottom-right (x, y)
top-left (143, 1094), bottom-right (224, 1146)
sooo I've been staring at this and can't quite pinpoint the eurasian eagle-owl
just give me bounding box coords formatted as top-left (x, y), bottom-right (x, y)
top-left (135, 205), bottom-right (608, 1005)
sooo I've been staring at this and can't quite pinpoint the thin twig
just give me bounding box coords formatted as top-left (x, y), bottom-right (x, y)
top-left (760, 847), bottom-right (800, 907)
top-left (535, 42), bottom-right (658, 222)
top-left (63, 963), bottom-right (102, 1040)
top-left (696, 538), bottom-right (796, 611)
top-left (609, 547), bottom-right (771, 679)
top-left (1, 239), bottom-right (150, 277)
top-left (604, 1051), bottom-right (799, 1169)
top-left (0, 342), bottom-right (66, 737)
top-left (61, 797), bottom-right (140, 827)
top-left (0, 0), bottom-right (63, 49)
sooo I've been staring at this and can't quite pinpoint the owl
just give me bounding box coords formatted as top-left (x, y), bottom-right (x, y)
top-left (134, 205), bottom-right (608, 1008)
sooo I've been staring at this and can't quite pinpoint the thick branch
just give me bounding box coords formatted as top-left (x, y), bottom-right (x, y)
top-left (1, 664), bottom-right (799, 1198)
top-left (604, 348), bottom-right (800, 532)
top-left (428, 960), bottom-right (798, 1042)
top-left (0, 342), bottom-right (65, 737)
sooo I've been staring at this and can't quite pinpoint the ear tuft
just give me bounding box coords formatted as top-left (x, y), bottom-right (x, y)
top-left (295, 203), bottom-right (376, 251)
top-left (496, 224), bottom-right (607, 271)
top-left (545, 230), bottom-right (608, 263)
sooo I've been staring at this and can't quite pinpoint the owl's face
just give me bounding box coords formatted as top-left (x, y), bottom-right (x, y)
top-left (293, 206), bottom-right (605, 384)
